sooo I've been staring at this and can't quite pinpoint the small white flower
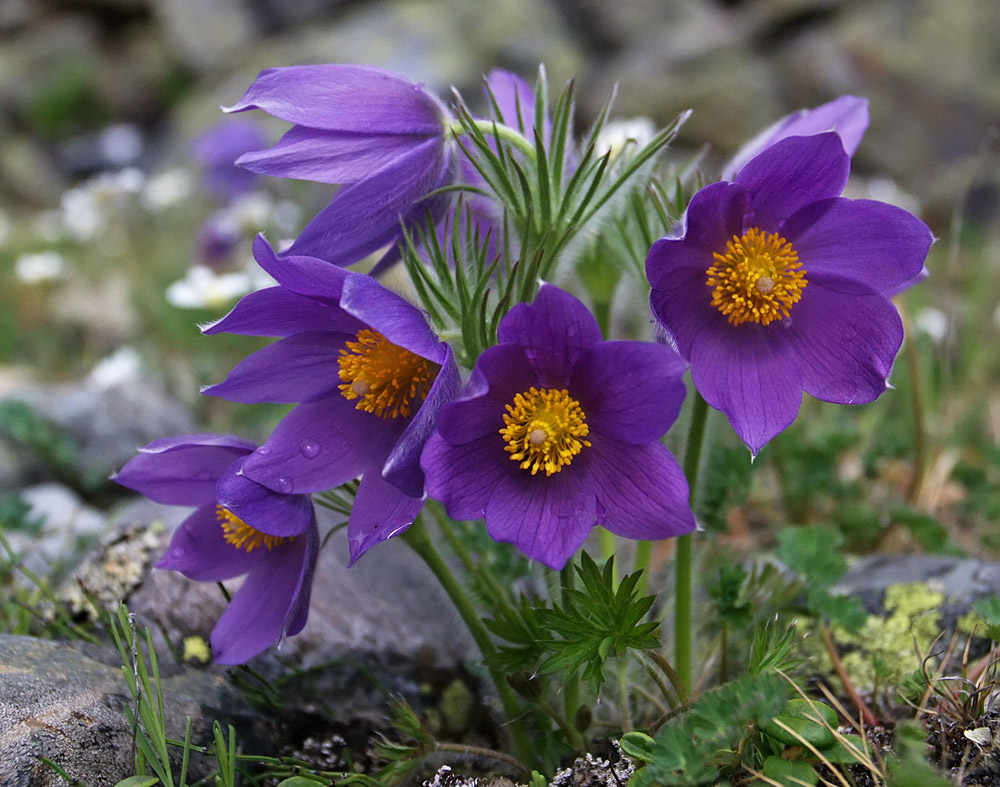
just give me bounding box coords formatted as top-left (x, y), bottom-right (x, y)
top-left (165, 265), bottom-right (253, 309)
top-left (913, 306), bottom-right (949, 343)
top-left (228, 192), bottom-right (274, 231)
top-left (60, 168), bottom-right (146, 240)
top-left (141, 168), bottom-right (194, 211)
top-left (595, 117), bottom-right (656, 158)
top-left (15, 250), bottom-right (66, 283)
top-left (88, 345), bottom-right (143, 389)
top-left (98, 123), bottom-right (144, 167)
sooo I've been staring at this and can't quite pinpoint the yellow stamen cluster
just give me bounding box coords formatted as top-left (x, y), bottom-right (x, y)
top-left (500, 387), bottom-right (591, 476)
top-left (338, 329), bottom-right (439, 419)
top-left (217, 505), bottom-right (290, 552)
top-left (706, 227), bottom-right (807, 326)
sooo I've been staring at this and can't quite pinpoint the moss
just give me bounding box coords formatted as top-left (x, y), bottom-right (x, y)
top-left (805, 582), bottom-right (944, 694)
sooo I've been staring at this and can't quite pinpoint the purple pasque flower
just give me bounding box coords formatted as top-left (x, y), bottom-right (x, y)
top-left (202, 235), bottom-right (460, 563)
top-left (421, 284), bottom-right (696, 570)
top-left (647, 133), bottom-right (933, 455)
top-left (721, 95), bottom-right (869, 181)
top-left (225, 65), bottom-right (457, 270)
top-left (113, 434), bottom-right (318, 665)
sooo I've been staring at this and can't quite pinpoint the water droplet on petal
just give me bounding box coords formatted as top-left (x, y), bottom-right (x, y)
top-left (299, 440), bottom-right (320, 459)
top-left (277, 476), bottom-right (293, 494)
top-left (256, 446), bottom-right (270, 456)
top-left (171, 547), bottom-right (186, 559)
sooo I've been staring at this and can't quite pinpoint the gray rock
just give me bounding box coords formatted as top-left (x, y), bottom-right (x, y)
top-left (4, 483), bottom-right (109, 576)
top-left (149, 0), bottom-right (260, 71)
top-left (836, 554), bottom-right (1000, 630)
top-left (0, 635), bottom-right (270, 787)
top-left (8, 377), bottom-right (194, 488)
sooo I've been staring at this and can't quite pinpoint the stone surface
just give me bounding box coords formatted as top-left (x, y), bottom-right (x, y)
top-left (3, 483), bottom-right (109, 575)
top-left (0, 635), bottom-right (270, 787)
top-left (7, 377), bottom-right (194, 487)
top-left (836, 553), bottom-right (1000, 630)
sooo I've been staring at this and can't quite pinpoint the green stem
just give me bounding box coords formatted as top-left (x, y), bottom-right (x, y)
top-left (676, 391), bottom-right (709, 692)
top-left (560, 563), bottom-right (581, 746)
top-left (401, 517), bottom-right (534, 764)
top-left (452, 119), bottom-right (538, 161)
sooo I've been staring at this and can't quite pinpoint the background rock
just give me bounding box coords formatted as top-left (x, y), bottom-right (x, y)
top-left (0, 635), bottom-right (270, 787)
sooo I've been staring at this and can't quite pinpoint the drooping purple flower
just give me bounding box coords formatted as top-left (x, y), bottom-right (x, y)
top-left (113, 434), bottom-right (318, 664)
top-left (202, 235), bottom-right (460, 563)
top-left (225, 65), bottom-right (457, 270)
top-left (421, 284), bottom-right (695, 570)
top-left (193, 118), bottom-right (270, 200)
top-left (721, 95), bottom-right (869, 181)
top-left (647, 133), bottom-right (933, 455)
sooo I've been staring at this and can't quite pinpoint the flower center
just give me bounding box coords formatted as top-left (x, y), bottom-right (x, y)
top-left (338, 329), bottom-right (439, 419)
top-left (705, 227), bottom-right (807, 326)
top-left (500, 387), bottom-right (591, 476)
top-left (217, 505), bottom-right (290, 552)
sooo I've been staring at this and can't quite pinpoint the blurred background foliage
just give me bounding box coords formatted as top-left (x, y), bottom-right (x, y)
top-left (0, 0), bottom-right (997, 559)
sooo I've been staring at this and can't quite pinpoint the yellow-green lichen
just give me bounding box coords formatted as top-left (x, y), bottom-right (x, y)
top-left (805, 582), bottom-right (944, 694)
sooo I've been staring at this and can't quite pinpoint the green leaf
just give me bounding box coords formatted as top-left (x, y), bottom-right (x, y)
top-left (628, 766), bottom-right (657, 787)
top-left (536, 553), bottom-right (660, 687)
top-left (762, 756), bottom-right (819, 786)
top-left (777, 524), bottom-right (846, 589)
top-left (761, 699), bottom-right (837, 749)
top-left (809, 589), bottom-right (868, 632)
top-left (820, 734), bottom-right (869, 765)
top-left (619, 731), bottom-right (657, 763)
top-left (643, 672), bottom-right (788, 786)
top-left (277, 778), bottom-right (327, 787)
top-left (114, 778), bottom-right (161, 787)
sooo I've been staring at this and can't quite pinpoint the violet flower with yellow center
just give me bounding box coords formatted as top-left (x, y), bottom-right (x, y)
top-left (646, 133), bottom-right (933, 454)
top-left (113, 434), bottom-right (318, 665)
top-left (202, 235), bottom-right (459, 563)
top-left (421, 284), bottom-right (695, 570)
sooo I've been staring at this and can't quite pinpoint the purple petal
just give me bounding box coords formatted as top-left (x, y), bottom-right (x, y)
top-left (241, 397), bottom-right (404, 494)
top-left (340, 273), bottom-right (447, 364)
top-left (251, 234), bottom-right (350, 303)
top-left (736, 134), bottom-right (850, 228)
top-left (589, 438), bottom-right (695, 539)
top-left (383, 345), bottom-right (461, 497)
top-left (722, 96), bottom-right (869, 180)
top-left (421, 432), bottom-right (512, 521)
top-left (216, 466), bottom-right (313, 538)
top-left (497, 284), bottom-right (603, 387)
top-left (210, 521), bottom-right (318, 664)
top-left (155, 505), bottom-right (265, 581)
top-left (571, 341), bottom-right (688, 444)
top-left (236, 126), bottom-right (427, 184)
top-left (653, 182), bottom-right (748, 267)
top-left (114, 436), bottom-right (253, 505)
top-left (434, 344), bottom-right (534, 446)
top-left (203, 331), bottom-right (349, 404)
top-left (648, 261), bottom-right (723, 360)
top-left (203, 287), bottom-right (346, 338)
top-left (485, 468), bottom-right (596, 570)
top-left (783, 198), bottom-right (933, 294)
top-left (784, 276), bottom-right (903, 404)
top-left (689, 321), bottom-right (803, 455)
top-left (485, 69), bottom-right (537, 135)
top-left (225, 65), bottom-right (448, 136)
top-left (284, 138), bottom-right (451, 266)
top-left (347, 467), bottom-right (424, 564)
